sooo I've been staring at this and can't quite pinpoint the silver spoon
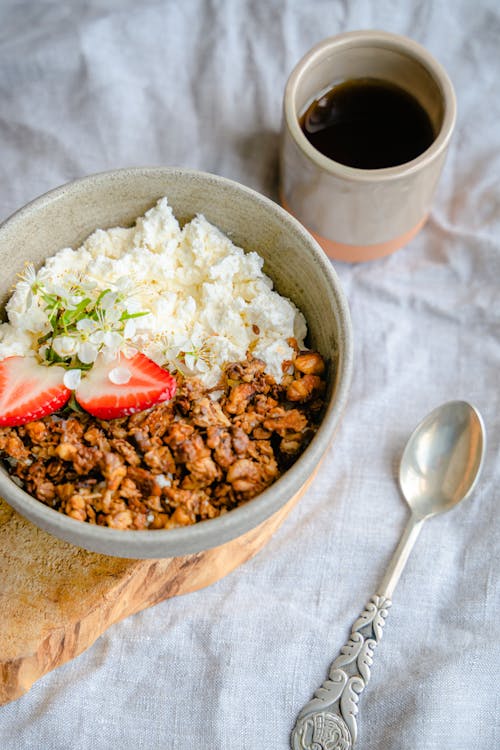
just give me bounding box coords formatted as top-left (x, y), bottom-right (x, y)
top-left (291, 400), bottom-right (486, 750)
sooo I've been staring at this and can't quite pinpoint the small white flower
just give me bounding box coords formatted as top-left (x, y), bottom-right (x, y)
top-left (99, 291), bottom-right (119, 311)
top-left (63, 369), bottom-right (82, 389)
top-left (77, 317), bottom-right (99, 334)
top-left (102, 331), bottom-right (122, 350)
top-left (52, 335), bottom-right (80, 358)
top-left (109, 366), bottom-right (131, 385)
top-left (89, 329), bottom-right (106, 345)
top-left (48, 283), bottom-right (70, 299)
top-left (77, 318), bottom-right (106, 347)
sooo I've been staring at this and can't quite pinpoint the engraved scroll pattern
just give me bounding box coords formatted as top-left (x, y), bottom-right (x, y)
top-left (291, 595), bottom-right (391, 750)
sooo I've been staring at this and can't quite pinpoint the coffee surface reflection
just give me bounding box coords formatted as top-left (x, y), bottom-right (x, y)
top-left (300, 77), bottom-right (435, 169)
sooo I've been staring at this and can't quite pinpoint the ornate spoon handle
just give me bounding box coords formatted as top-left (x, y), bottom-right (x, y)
top-left (291, 514), bottom-right (424, 749)
top-left (291, 594), bottom-right (391, 750)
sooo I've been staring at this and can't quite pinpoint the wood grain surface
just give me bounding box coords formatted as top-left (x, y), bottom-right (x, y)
top-left (0, 489), bottom-right (303, 706)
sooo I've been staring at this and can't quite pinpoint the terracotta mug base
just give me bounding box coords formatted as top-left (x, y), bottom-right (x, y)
top-left (280, 195), bottom-right (427, 262)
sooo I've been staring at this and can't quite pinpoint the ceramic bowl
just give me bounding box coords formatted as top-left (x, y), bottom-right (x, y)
top-left (0, 167), bottom-right (352, 558)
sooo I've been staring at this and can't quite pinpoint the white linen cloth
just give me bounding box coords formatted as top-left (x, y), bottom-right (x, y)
top-left (1, 1), bottom-right (499, 748)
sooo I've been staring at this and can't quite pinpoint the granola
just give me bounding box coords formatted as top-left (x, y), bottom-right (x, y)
top-left (0, 352), bottom-right (326, 530)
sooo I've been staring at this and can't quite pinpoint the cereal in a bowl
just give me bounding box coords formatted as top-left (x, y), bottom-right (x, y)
top-left (0, 199), bottom-right (326, 529)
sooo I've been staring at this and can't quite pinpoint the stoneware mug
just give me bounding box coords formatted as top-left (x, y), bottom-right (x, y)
top-left (280, 30), bottom-right (456, 262)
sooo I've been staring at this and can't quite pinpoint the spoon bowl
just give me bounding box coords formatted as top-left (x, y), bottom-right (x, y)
top-left (399, 400), bottom-right (486, 520)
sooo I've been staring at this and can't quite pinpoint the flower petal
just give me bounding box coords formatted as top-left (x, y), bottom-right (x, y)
top-left (78, 341), bottom-right (99, 364)
top-left (63, 369), bottom-right (82, 389)
top-left (108, 366), bottom-right (131, 385)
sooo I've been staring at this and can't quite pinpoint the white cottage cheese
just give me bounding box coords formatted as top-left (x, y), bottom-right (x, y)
top-left (0, 198), bottom-right (307, 387)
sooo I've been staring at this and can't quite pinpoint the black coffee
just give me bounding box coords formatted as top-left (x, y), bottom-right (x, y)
top-left (300, 77), bottom-right (435, 169)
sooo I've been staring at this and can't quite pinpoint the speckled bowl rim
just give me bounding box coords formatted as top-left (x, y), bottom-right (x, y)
top-left (0, 167), bottom-right (353, 558)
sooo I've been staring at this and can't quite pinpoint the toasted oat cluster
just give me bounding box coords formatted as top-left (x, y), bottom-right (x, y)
top-left (0, 351), bottom-right (326, 530)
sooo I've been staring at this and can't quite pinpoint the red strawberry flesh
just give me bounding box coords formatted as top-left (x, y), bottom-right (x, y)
top-left (75, 352), bottom-right (176, 419)
top-left (0, 356), bottom-right (71, 427)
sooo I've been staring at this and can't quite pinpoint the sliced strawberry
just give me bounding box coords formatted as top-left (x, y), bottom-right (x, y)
top-left (75, 352), bottom-right (176, 419)
top-left (0, 356), bottom-right (71, 427)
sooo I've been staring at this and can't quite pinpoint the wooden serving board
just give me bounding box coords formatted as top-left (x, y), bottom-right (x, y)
top-left (0, 488), bottom-right (304, 706)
